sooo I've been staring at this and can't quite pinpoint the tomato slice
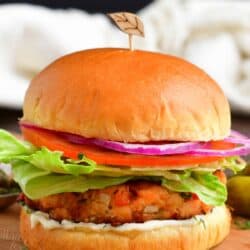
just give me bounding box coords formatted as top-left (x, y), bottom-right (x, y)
top-left (21, 126), bottom-right (235, 168)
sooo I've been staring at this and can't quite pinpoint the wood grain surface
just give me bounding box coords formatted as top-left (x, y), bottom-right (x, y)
top-left (0, 204), bottom-right (249, 250)
top-left (0, 205), bottom-right (22, 250)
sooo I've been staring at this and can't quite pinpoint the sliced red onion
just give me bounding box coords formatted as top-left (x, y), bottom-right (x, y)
top-left (189, 144), bottom-right (250, 157)
top-left (62, 133), bottom-right (204, 155)
top-left (20, 122), bottom-right (204, 155)
top-left (20, 122), bottom-right (250, 157)
top-left (190, 134), bottom-right (250, 156)
top-left (21, 122), bottom-right (207, 155)
top-left (224, 137), bottom-right (250, 145)
top-left (189, 128), bottom-right (250, 157)
top-left (196, 135), bottom-right (250, 157)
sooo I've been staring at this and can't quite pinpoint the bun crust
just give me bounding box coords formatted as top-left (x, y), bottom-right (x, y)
top-left (23, 48), bottom-right (230, 142)
top-left (20, 206), bottom-right (231, 250)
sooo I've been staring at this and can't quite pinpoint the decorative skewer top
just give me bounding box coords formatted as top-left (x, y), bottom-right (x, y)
top-left (108, 12), bottom-right (145, 51)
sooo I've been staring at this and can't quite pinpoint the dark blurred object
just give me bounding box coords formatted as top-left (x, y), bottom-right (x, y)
top-left (0, 169), bottom-right (20, 195)
top-left (0, 0), bottom-right (153, 13)
top-left (235, 219), bottom-right (250, 230)
top-left (0, 193), bottom-right (18, 210)
top-left (241, 165), bottom-right (250, 176)
top-left (0, 169), bottom-right (20, 210)
top-left (0, 108), bottom-right (22, 133)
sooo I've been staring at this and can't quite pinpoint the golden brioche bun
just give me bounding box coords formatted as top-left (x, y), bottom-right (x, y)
top-left (22, 48), bottom-right (230, 142)
top-left (20, 206), bottom-right (231, 250)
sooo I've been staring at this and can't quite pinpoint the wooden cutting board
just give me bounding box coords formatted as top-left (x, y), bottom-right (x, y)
top-left (0, 204), bottom-right (249, 250)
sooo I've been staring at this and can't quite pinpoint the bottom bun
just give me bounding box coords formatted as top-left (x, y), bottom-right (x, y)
top-left (20, 205), bottom-right (231, 250)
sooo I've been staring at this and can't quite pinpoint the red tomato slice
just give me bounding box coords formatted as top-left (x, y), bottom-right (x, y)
top-left (21, 126), bottom-right (235, 168)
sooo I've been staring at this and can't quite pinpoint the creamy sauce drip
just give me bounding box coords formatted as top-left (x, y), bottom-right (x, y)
top-left (28, 206), bottom-right (224, 232)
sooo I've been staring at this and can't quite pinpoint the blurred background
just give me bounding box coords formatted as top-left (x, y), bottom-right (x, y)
top-left (0, 0), bottom-right (250, 134)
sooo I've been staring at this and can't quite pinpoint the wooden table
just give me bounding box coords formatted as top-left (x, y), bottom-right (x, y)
top-left (0, 205), bottom-right (22, 250)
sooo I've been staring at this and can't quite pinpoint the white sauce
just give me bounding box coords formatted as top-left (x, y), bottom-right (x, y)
top-left (29, 206), bottom-right (224, 232)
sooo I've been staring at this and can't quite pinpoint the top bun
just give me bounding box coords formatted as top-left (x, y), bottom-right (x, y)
top-left (22, 48), bottom-right (230, 142)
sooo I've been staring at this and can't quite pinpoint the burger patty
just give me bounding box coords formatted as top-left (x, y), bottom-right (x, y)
top-left (23, 171), bottom-right (225, 225)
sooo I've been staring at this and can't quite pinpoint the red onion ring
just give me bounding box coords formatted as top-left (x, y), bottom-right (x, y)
top-left (190, 132), bottom-right (250, 157)
top-left (224, 137), bottom-right (250, 145)
top-left (189, 143), bottom-right (250, 157)
top-left (62, 133), bottom-right (205, 155)
top-left (20, 122), bottom-right (205, 155)
top-left (20, 122), bottom-right (250, 157)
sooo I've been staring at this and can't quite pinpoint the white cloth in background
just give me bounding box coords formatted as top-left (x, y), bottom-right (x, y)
top-left (0, 4), bottom-right (154, 108)
top-left (0, 1), bottom-right (250, 114)
top-left (139, 0), bottom-right (187, 54)
top-left (182, 0), bottom-right (250, 114)
top-left (0, 4), bottom-right (119, 108)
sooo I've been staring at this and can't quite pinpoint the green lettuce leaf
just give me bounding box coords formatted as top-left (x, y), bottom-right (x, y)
top-left (15, 147), bottom-right (96, 175)
top-left (221, 157), bottom-right (246, 173)
top-left (93, 164), bottom-right (191, 181)
top-left (12, 160), bottom-right (227, 206)
top-left (0, 130), bottom-right (96, 175)
top-left (12, 161), bottom-right (132, 200)
top-left (0, 129), bottom-right (36, 162)
top-left (162, 172), bottom-right (227, 206)
top-left (92, 157), bottom-right (245, 181)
